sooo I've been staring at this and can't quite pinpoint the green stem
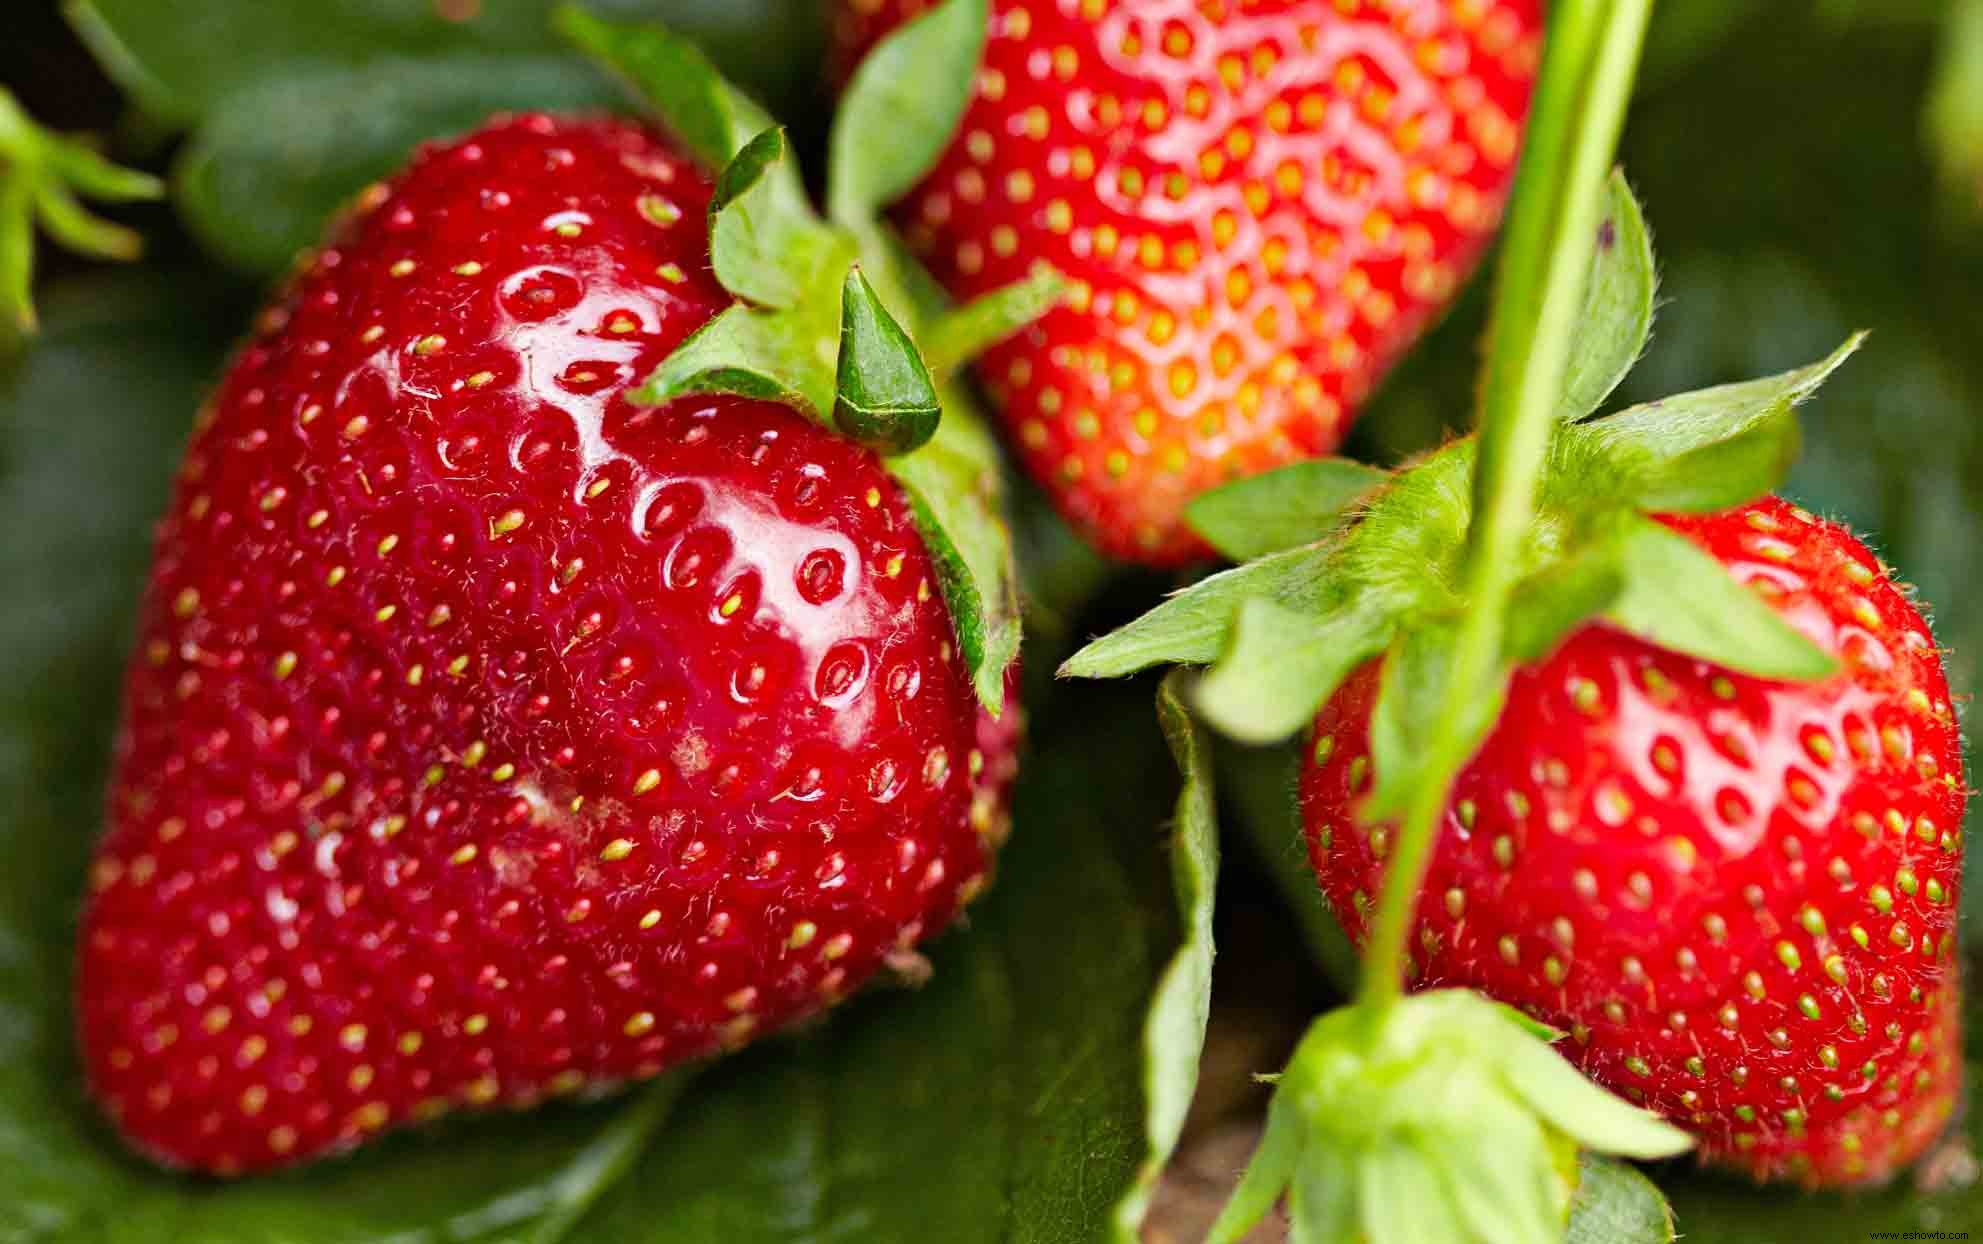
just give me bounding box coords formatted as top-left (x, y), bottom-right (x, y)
top-left (1356, 0), bottom-right (1653, 1009)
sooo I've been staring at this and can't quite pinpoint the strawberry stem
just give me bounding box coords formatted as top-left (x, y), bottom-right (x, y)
top-left (1355, 0), bottom-right (1654, 1010)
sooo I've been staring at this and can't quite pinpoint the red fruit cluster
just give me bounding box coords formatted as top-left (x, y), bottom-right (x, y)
top-left (836, 0), bottom-right (1544, 563)
top-left (1303, 498), bottom-right (1965, 1186)
top-left (77, 114), bottom-right (1016, 1175)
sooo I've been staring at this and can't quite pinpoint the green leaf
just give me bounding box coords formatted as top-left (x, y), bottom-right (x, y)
top-left (0, 289), bottom-right (1210, 1236)
top-left (1112, 674), bottom-right (1220, 1239)
top-left (1185, 458), bottom-right (1391, 562)
top-left (556, 5), bottom-right (759, 168)
top-left (69, 0), bottom-right (826, 275)
top-left (1606, 516), bottom-right (1838, 681)
top-left (1363, 622), bottom-right (1507, 824)
top-left (1566, 333), bottom-right (1865, 510)
top-left (886, 384), bottom-right (1021, 712)
top-left (708, 127), bottom-right (806, 308)
top-left (69, 0), bottom-right (825, 135)
top-left (171, 54), bottom-right (621, 273)
top-left (1557, 170), bottom-right (1656, 423)
top-left (1193, 598), bottom-right (1392, 745)
top-left (1566, 1155), bottom-right (1675, 1244)
top-left (920, 264), bottom-right (1066, 377)
top-left (1927, 0), bottom-right (1983, 209)
top-left (1059, 542), bottom-right (1342, 679)
top-left (826, 0), bottom-right (987, 226)
top-left (834, 267), bottom-right (941, 454)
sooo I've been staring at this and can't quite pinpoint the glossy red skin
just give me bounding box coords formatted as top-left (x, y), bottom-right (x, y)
top-left (78, 114), bottom-right (1016, 1175)
top-left (1303, 498), bottom-right (1965, 1187)
top-left (835, 0), bottom-right (1543, 564)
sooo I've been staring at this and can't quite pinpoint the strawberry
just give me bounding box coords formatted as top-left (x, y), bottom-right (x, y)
top-left (832, 0), bottom-right (1545, 563)
top-left (1303, 497), bottom-right (1966, 1187)
top-left (76, 109), bottom-right (1023, 1176)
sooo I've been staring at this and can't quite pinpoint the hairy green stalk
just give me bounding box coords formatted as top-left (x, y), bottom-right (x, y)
top-left (1356, 0), bottom-right (1655, 1009)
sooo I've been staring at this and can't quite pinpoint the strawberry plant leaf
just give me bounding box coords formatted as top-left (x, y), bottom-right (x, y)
top-left (919, 264), bottom-right (1067, 378)
top-left (1112, 673), bottom-right (1220, 1238)
top-left (66, 0), bottom-right (824, 135)
top-left (1557, 170), bottom-right (1656, 423)
top-left (825, 0), bottom-right (987, 227)
top-left (172, 54), bottom-right (621, 274)
top-left (68, 0), bottom-right (825, 275)
top-left (834, 267), bottom-right (941, 454)
top-left (1193, 597), bottom-right (1393, 745)
top-left (1184, 458), bottom-right (1391, 562)
top-left (1606, 516), bottom-right (1838, 680)
top-left (1927, 0), bottom-right (1983, 210)
top-left (1, 279), bottom-right (1211, 1241)
top-left (556, 5), bottom-right (748, 168)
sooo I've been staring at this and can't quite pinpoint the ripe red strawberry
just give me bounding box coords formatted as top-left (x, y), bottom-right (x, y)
top-left (77, 113), bottom-right (1019, 1176)
top-left (833, 0), bottom-right (1544, 563)
top-left (1303, 496), bottom-right (1965, 1187)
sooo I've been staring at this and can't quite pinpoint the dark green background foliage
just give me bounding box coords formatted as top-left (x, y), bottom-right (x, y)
top-left (2, 0), bottom-right (1981, 1239)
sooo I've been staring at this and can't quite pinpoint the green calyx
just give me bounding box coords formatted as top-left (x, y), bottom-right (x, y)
top-left (0, 86), bottom-right (163, 344)
top-left (558, 0), bottom-right (1053, 713)
top-left (1207, 990), bottom-right (1692, 1244)
top-left (1063, 175), bottom-right (1862, 781)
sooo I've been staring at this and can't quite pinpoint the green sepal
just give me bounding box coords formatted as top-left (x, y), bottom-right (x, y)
top-left (920, 264), bottom-right (1065, 377)
top-left (1557, 170), bottom-right (1656, 422)
top-left (826, 0), bottom-right (988, 227)
top-left (1504, 548), bottom-right (1628, 664)
top-left (1568, 1155), bottom-right (1677, 1244)
top-left (708, 127), bottom-right (804, 308)
top-left (1206, 991), bottom-right (1691, 1244)
top-left (886, 407), bottom-right (1021, 713)
top-left (1362, 621), bottom-right (1510, 824)
top-left (0, 86), bottom-right (162, 339)
top-left (1193, 598), bottom-right (1392, 745)
top-left (834, 266), bottom-right (941, 455)
top-left (1563, 333), bottom-right (1865, 512)
top-left (1185, 458), bottom-right (1390, 562)
top-left (1605, 515), bottom-right (1838, 680)
top-left (1058, 542), bottom-right (1343, 679)
top-left (631, 297), bottom-right (841, 420)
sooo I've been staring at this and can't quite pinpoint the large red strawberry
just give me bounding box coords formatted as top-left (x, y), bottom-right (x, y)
top-left (76, 103), bottom-right (1027, 1175)
top-left (833, 0), bottom-right (1544, 563)
top-left (1304, 497), bottom-right (1965, 1186)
